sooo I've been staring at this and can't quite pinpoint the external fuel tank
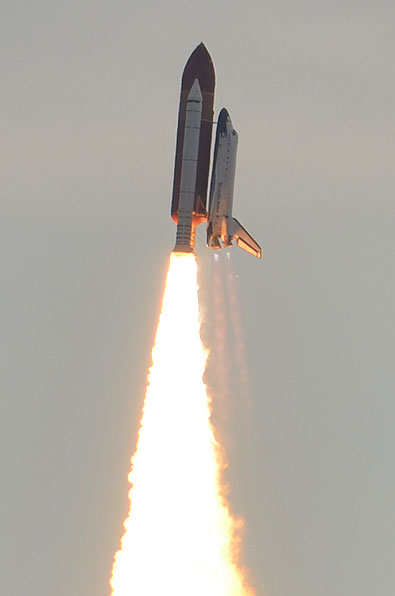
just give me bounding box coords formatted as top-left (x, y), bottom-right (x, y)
top-left (171, 43), bottom-right (215, 228)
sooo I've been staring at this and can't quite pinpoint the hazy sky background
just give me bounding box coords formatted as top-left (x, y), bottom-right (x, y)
top-left (1, 1), bottom-right (394, 595)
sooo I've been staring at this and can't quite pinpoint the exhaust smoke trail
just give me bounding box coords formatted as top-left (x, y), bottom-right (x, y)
top-left (224, 252), bottom-right (251, 403)
top-left (207, 253), bottom-right (231, 404)
top-left (110, 252), bottom-right (254, 596)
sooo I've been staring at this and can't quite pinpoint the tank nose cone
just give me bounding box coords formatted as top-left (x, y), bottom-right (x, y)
top-left (182, 42), bottom-right (215, 92)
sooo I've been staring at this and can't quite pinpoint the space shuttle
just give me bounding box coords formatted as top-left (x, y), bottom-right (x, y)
top-left (171, 44), bottom-right (261, 259)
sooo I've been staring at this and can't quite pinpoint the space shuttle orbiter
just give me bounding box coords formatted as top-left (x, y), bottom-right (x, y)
top-left (207, 108), bottom-right (261, 258)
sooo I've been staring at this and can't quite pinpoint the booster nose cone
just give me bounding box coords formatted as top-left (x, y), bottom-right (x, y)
top-left (187, 78), bottom-right (203, 103)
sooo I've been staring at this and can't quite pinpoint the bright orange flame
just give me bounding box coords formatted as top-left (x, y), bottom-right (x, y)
top-left (110, 252), bottom-right (254, 596)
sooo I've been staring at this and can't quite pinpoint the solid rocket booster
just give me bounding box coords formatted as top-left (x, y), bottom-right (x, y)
top-left (171, 43), bottom-right (215, 252)
top-left (173, 79), bottom-right (203, 252)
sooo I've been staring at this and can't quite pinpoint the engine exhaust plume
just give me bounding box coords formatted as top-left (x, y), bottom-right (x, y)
top-left (110, 252), bottom-right (254, 596)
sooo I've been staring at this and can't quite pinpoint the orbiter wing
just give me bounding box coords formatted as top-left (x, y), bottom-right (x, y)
top-left (227, 217), bottom-right (262, 259)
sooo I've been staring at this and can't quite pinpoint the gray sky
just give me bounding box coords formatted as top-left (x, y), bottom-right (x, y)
top-left (1, 1), bottom-right (394, 595)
